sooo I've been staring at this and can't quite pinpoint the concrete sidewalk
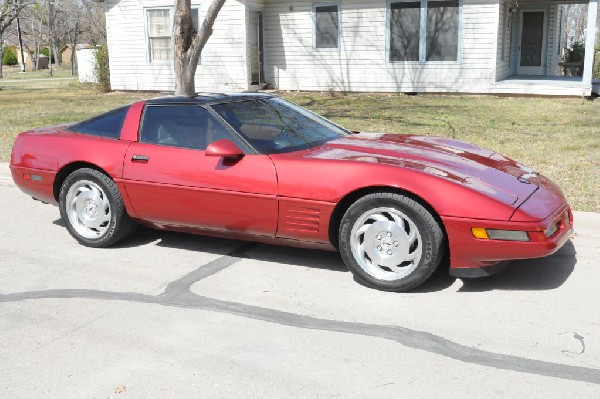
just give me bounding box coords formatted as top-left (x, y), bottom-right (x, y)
top-left (0, 77), bottom-right (77, 84)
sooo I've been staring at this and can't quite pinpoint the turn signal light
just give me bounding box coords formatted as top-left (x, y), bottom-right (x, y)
top-left (471, 228), bottom-right (530, 242)
top-left (471, 227), bottom-right (489, 239)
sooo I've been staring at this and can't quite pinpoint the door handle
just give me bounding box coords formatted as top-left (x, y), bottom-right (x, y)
top-left (131, 154), bottom-right (149, 163)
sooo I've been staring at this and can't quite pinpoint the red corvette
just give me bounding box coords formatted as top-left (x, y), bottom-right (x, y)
top-left (10, 93), bottom-right (573, 291)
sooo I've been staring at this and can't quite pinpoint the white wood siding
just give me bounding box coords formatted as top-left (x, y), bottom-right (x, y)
top-left (105, 0), bottom-right (248, 92)
top-left (263, 0), bottom-right (500, 93)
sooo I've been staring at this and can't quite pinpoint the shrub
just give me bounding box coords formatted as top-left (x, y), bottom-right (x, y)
top-left (566, 42), bottom-right (585, 63)
top-left (94, 44), bottom-right (111, 92)
top-left (2, 47), bottom-right (18, 66)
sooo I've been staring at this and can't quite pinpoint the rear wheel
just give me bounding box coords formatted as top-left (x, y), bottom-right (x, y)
top-left (59, 168), bottom-right (136, 247)
top-left (339, 193), bottom-right (444, 291)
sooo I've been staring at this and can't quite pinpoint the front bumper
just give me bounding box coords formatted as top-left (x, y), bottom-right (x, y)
top-left (443, 205), bottom-right (573, 272)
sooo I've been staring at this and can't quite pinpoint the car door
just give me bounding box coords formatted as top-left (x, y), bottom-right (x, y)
top-left (122, 103), bottom-right (278, 236)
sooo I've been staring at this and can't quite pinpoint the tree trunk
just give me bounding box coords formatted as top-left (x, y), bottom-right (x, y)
top-left (52, 41), bottom-right (61, 66)
top-left (70, 24), bottom-right (78, 76)
top-left (173, 0), bottom-right (226, 95)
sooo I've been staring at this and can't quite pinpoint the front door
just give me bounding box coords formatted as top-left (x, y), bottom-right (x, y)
top-left (517, 10), bottom-right (547, 75)
top-left (122, 104), bottom-right (278, 236)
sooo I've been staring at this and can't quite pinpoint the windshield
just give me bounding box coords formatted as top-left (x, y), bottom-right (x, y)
top-left (210, 97), bottom-right (347, 154)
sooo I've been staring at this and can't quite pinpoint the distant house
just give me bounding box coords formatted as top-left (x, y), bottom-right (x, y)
top-left (14, 47), bottom-right (34, 70)
top-left (104, 0), bottom-right (599, 96)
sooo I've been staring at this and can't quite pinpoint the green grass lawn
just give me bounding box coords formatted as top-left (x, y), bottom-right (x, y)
top-left (0, 79), bottom-right (598, 211)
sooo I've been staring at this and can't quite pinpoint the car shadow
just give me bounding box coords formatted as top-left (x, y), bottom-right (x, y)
top-left (53, 220), bottom-right (347, 273)
top-left (52, 219), bottom-right (578, 290)
top-left (457, 239), bottom-right (577, 292)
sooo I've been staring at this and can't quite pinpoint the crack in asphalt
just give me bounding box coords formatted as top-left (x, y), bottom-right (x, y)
top-left (562, 333), bottom-right (586, 356)
top-left (1, 243), bottom-right (599, 385)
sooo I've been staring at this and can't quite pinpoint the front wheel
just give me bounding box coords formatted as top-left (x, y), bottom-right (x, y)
top-left (339, 193), bottom-right (444, 291)
top-left (59, 168), bottom-right (136, 247)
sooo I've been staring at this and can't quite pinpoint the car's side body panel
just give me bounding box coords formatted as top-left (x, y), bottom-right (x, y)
top-left (270, 153), bottom-right (519, 221)
top-left (10, 131), bottom-right (133, 205)
top-left (121, 142), bottom-right (279, 236)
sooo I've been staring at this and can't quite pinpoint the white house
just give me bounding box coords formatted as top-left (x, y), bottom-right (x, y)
top-left (104, 0), bottom-right (599, 96)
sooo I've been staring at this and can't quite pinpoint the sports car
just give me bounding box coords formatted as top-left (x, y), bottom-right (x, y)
top-left (10, 93), bottom-right (573, 291)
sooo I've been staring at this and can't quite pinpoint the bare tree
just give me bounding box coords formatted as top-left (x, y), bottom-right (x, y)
top-left (80, 0), bottom-right (105, 45)
top-left (561, 4), bottom-right (588, 57)
top-left (173, 0), bottom-right (225, 95)
top-left (47, 0), bottom-right (70, 67)
top-left (62, 0), bottom-right (83, 74)
top-left (0, 0), bottom-right (28, 77)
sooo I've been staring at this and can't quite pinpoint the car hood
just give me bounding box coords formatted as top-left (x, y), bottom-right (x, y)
top-left (305, 133), bottom-right (539, 206)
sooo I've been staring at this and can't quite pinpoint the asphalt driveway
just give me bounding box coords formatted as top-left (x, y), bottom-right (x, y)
top-left (1, 164), bottom-right (599, 398)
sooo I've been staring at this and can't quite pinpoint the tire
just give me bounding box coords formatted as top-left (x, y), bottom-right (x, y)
top-left (58, 168), bottom-right (136, 247)
top-left (339, 192), bottom-right (444, 292)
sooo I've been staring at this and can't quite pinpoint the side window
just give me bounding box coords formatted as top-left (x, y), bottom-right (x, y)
top-left (314, 4), bottom-right (340, 49)
top-left (69, 106), bottom-right (130, 139)
top-left (139, 105), bottom-right (233, 150)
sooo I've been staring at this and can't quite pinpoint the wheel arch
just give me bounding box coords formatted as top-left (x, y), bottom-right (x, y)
top-left (328, 186), bottom-right (448, 252)
top-left (53, 162), bottom-right (112, 202)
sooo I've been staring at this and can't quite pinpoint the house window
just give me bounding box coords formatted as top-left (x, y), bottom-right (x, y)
top-left (426, 0), bottom-right (459, 61)
top-left (390, 2), bottom-right (421, 61)
top-left (314, 4), bottom-right (340, 49)
top-left (147, 9), bottom-right (172, 62)
top-left (146, 8), bottom-right (200, 63)
top-left (389, 0), bottom-right (461, 63)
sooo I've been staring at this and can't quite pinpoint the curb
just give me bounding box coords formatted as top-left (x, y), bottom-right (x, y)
top-left (0, 163), bottom-right (12, 187)
top-left (572, 211), bottom-right (600, 236)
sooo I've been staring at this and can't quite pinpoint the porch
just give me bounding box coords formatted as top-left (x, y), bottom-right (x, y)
top-left (492, 75), bottom-right (600, 96)
top-left (494, 0), bottom-right (598, 96)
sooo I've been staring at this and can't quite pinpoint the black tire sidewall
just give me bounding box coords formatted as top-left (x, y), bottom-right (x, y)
top-left (339, 193), bottom-right (443, 292)
top-left (58, 169), bottom-right (120, 248)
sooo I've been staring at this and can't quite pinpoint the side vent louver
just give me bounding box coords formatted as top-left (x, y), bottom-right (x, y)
top-left (282, 206), bottom-right (321, 233)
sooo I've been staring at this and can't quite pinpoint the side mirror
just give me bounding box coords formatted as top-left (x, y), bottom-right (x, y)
top-left (205, 139), bottom-right (244, 161)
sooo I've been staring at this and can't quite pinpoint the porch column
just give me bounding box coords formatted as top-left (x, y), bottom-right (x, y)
top-left (582, 0), bottom-right (598, 87)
